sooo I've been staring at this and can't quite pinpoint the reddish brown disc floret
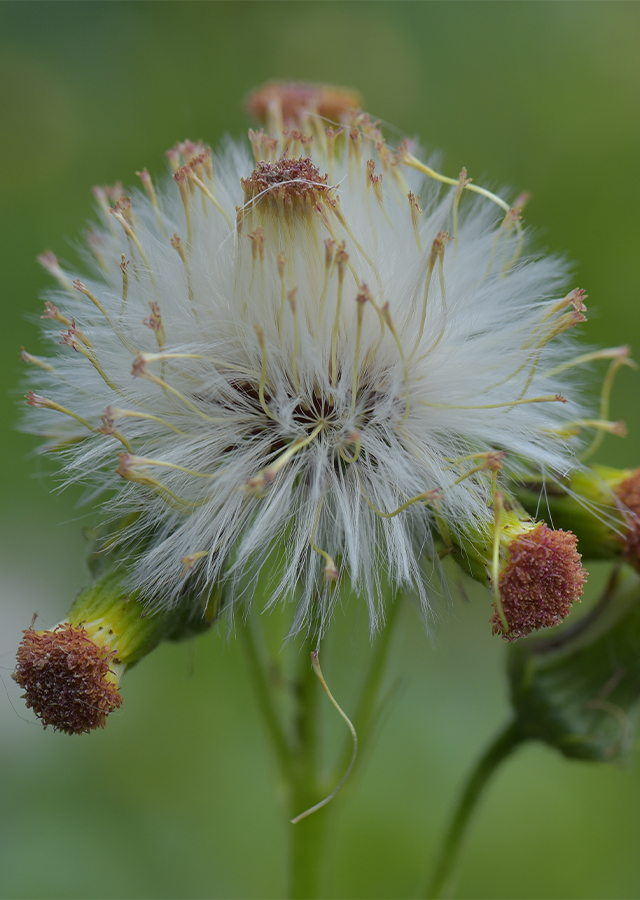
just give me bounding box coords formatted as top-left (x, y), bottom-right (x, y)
top-left (241, 156), bottom-right (330, 207)
top-left (13, 624), bottom-right (123, 735)
top-left (615, 469), bottom-right (640, 570)
top-left (492, 523), bottom-right (587, 641)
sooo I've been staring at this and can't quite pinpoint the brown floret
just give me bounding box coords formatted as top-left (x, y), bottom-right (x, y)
top-left (13, 624), bottom-right (122, 735)
top-left (615, 469), bottom-right (640, 570)
top-left (241, 156), bottom-right (329, 208)
top-left (492, 524), bottom-right (586, 641)
top-left (246, 81), bottom-right (362, 127)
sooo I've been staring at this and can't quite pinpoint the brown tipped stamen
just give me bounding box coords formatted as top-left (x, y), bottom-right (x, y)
top-left (491, 524), bottom-right (586, 641)
top-left (37, 250), bottom-right (74, 292)
top-left (408, 191), bottom-right (422, 251)
top-left (143, 301), bottom-right (165, 349)
top-left (452, 168), bottom-right (471, 246)
top-left (13, 624), bottom-right (123, 735)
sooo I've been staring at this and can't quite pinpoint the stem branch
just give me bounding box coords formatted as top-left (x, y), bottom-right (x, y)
top-left (425, 719), bottom-right (525, 899)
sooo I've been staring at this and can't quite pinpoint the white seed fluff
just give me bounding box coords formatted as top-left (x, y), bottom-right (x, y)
top-left (25, 108), bottom-right (590, 635)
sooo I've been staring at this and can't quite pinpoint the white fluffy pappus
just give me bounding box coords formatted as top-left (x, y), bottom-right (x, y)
top-left (23, 95), bottom-right (594, 635)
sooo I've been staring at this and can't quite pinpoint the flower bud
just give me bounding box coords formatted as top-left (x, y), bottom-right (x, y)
top-left (13, 573), bottom-right (222, 735)
top-left (449, 498), bottom-right (586, 640)
top-left (516, 465), bottom-right (640, 569)
top-left (508, 569), bottom-right (640, 761)
top-left (245, 80), bottom-right (362, 128)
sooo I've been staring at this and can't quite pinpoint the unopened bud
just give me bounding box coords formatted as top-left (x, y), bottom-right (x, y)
top-left (516, 464), bottom-right (640, 571)
top-left (493, 522), bottom-right (586, 641)
top-left (448, 499), bottom-right (586, 640)
top-left (13, 570), bottom-right (223, 735)
top-left (246, 81), bottom-right (362, 128)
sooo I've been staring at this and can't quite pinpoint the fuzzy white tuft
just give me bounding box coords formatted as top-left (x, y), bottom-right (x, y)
top-left (24, 111), bottom-right (591, 635)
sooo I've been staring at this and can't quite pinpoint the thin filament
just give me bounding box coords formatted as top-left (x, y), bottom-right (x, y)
top-left (291, 650), bottom-right (357, 824)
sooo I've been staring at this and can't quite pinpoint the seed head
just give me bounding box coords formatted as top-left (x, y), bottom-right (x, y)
top-left (22, 82), bottom-right (597, 636)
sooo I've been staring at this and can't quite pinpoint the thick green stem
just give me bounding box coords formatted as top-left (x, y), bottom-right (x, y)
top-left (425, 719), bottom-right (525, 899)
top-left (288, 640), bottom-right (326, 899)
top-left (240, 604), bottom-right (403, 899)
top-left (240, 617), bottom-right (326, 898)
top-left (288, 803), bottom-right (327, 899)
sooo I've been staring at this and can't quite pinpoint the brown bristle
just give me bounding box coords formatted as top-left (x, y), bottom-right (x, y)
top-left (492, 524), bottom-right (587, 641)
top-left (241, 157), bottom-right (329, 208)
top-left (615, 469), bottom-right (640, 569)
top-left (246, 81), bottom-right (362, 126)
top-left (13, 624), bottom-right (123, 735)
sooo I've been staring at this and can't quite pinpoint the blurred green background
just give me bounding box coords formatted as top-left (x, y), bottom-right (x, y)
top-left (1, 2), bottom-right (639, 898)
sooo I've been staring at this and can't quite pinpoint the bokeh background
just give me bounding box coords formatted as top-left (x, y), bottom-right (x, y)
top-left (1, 2), bottom-right (639, 898)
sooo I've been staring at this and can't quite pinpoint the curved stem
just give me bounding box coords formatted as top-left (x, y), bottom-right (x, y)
top-left (425, 719), bottom-right (525, 899)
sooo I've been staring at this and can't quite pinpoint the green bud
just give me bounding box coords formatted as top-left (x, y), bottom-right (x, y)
top-left (515, 465), bottom-right (640, 569)
top-left (446, 494), bottom-right (586, 641)
top-left (508, 569), bottom-right (640, 761)
top-left (13, 567), bottom-right (222, 735)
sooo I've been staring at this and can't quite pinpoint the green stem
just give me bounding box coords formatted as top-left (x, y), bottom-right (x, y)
top-left (288, 640), bottom-right (326, 899)
top-left (288, 599), bottom-right (404, 896)
top-left (331, 594), bottom-right (403, 784)
top-left (238, 615), bottom-right (292, 781)
top-left (240, 616), bottom-right (326, 898)
top-left (240, 602), bottom-right (403, 899)
top-left (425, 719), bottom-right (525, 899)
top-left (288, 802), bottom-right (327, 900)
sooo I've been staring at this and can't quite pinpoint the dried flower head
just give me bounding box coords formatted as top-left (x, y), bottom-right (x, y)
top-left (493, 523), bottom-right (586, 640)
top-left (449, 494), bottom-right (586, 640)
top-left (13, 623), bottom-right (123, 734)
top-left (22, 82), bottom-right (596, 636)
top-left (614, 469), bottom-right (640, 569)
top-left (246, 81), bottom-right (363, 127)
top-left (13, 571), bottom-right (222, 733)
